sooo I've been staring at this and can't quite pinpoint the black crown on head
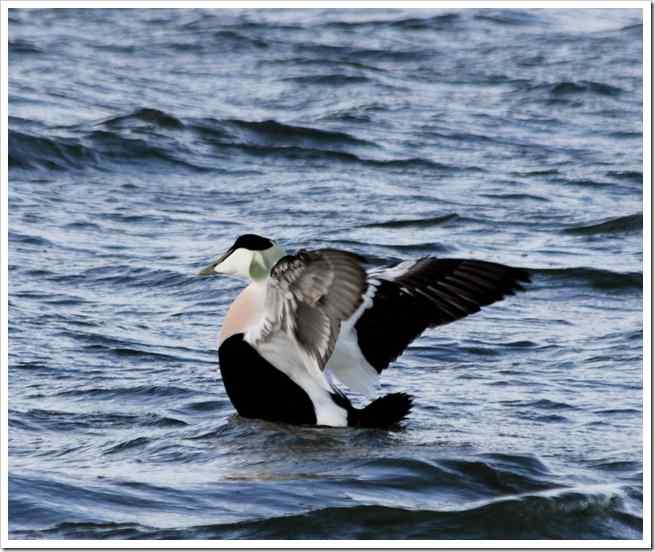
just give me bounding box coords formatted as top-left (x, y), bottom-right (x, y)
top-left (232, 234), bottom-right (274, 251)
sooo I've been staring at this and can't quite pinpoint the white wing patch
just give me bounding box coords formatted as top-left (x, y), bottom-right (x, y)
top-left (370, 259), bottom-right (421, 281)
top-left (325, 280), bottom-right (380, 396)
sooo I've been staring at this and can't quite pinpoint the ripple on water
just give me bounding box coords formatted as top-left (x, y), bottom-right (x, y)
top-left (8, 6), bottom-right (643, 541)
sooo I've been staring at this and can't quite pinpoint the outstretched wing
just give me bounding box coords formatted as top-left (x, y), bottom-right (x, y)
top-left (356, 258), bottom-right (531, 372)
top-left (246, 249), bottom-right (368, 373)
top-left (326, 257), bottom-right (530, 394)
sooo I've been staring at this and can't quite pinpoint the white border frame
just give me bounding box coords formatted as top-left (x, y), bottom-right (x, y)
top-left (1, 1), bottom-right (651, 548)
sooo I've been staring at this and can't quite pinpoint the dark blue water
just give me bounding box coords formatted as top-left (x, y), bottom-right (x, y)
top-left (8, 8), bottom-right (644, 540)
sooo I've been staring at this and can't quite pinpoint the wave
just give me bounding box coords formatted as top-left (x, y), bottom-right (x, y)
top-left (591, 460), bottom-right (642, 474)
top-left (521, 80), bottom-right (624, 100)
top-left (292, 42), bottom-right (431, 63)
top-left (9, 130), bottom-right (98, 170)
top-left (500, 398), bottom-right (580, 411)
top-left (99, 108), bottom-right (184, 129)
top-left (85, 129), bottom-right (207, 170)
top-left (54, 384), bottom-right (198, 402)
top-left (67, 264), bottom-right (198, 290)
top-left (552, 177), bottom-right (618, 189)
top-left (64, 327), bottom-right (214, 366)
top-left (215, 118), bottom-right (375, 147)
top-left (363, 213), bottom-right (459, 229)
top-left (536, 267), bottom-right (642, 291)
top-left (322, 13), bottom-right (461, 31)
top-left (365, 157), bottom-right (468, 171)
top-left (103, 437), bottom-right (152, 455)
top-left (480, 192), bottom-right (550, 202)
top-left (12, 409), bottom-right (187, 433)
top-left (623, 23), bottom-right (643, 34)
top-left (607, 130), bottom-right (641, 140)
top-left (550, 81), bottom-right (623, 97)
top-left (207, 489), bottom-right (638, 539)
top-left (10, 110), bottom-right (479, 173)
top-left (8, 230), bottom-right (55, 247)
top-left (562, 213), bottom-right (642, 236)
top-left (281, 74), bottom-right (372, 86)
top-left (138, 25), bottom-right (274, 51)
top-left (12, 486), bottom-right (639, 540)
top-left (606, 170), bottom-right (643, 184)
top-left (194, 135), bottom-right (456, 172)
top-left (325, 238), bottom-right (452, 255)
top-left (349, 455), bottom-right (551, 492)
top-left (595, 408), bottom-right (641, 416)
top-left (316, 102), bottom-right (390, 124)
top-left (512, 169), bottom-right (560, 177)
top-left (387, 13), bottom-right (461, 30)
top-left (474, 10), bottom-right (540, 27)
top-left (9, 39), bottom-right (43, 55)
top-left (8, 127), bottom-right (206, 173)
top-left (212, 29), bottom-right (270, 50)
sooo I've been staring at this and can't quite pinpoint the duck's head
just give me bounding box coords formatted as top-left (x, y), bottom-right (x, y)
top-left (198, 234), bottom-right (286, 281)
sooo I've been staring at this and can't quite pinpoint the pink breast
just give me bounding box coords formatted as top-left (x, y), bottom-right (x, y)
top-left (219, 282), bottom-right (266, 346)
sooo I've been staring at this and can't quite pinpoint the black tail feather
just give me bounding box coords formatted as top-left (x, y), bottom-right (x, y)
top-left (349, 393), bottom-right (413, 428)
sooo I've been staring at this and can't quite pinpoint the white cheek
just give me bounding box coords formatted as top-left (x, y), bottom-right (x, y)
top-left (215, 248), bottom-right (252, 277)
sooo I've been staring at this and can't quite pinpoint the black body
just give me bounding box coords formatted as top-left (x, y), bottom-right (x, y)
top-left (218, 333), bottom-right (412, 428)
top-left (218, 333), bottom-right (317, 425)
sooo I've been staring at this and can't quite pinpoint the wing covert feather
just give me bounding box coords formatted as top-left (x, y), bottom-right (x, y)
top-left (248, 249), bottom-right (367, 372)
top-left (355, 257), bottom-right (530, 373)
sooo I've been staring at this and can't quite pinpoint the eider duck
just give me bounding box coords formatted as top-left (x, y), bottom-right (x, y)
top-left (199, 234), bottom-right (530, 428)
